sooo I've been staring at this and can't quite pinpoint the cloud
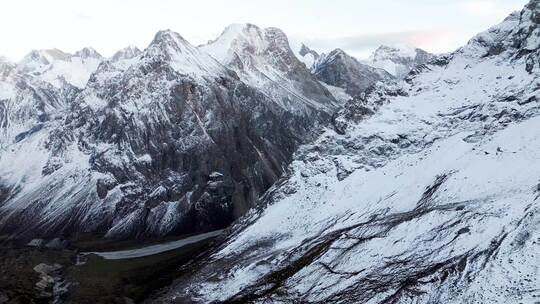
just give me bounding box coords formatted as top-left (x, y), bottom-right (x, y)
top-left (302, 30), bottom-right (462, 58)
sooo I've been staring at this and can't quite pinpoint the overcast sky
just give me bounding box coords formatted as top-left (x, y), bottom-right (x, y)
top-left (0, 0), bottom-right (529, 61)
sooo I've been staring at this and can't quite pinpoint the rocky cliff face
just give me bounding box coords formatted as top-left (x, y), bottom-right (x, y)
top-left (111, 45), bottom-right (142, 62)
top-left (155, 1), bottom-right (540, 303)
top-left (297, 43), bottom-right (320, 69)
top-left (313, 48), bottom-right (394, 98)
top-left (0, 26), bottom-right (340, 240)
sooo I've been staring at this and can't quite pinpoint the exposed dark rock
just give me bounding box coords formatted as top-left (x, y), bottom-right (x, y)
top-left (313, 49), bottom-right (394, 97)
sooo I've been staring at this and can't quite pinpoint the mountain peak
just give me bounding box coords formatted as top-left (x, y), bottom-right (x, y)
top-left (371, 45), bottom-right (418, 60)
top-left (222, 23), bottom-right (260, 35)
top-left (200, 23), bottom-right (265, 64)
top-left (201, 23), bottom-right (296, 66)
top-left (144, 29), bottom-right (227, 78)
top-left (17, 47), bottom-right (103, 88)
top-left (296, 43), bottom-right (320, 69)
top-left (321, 48), bottom-right (356, 66)
top-left (148, 29), bottom-right (198, 58)
top-left (201, 23), bottom-right (338, 113)
top-left (263, 27), bottom-right (292, 50)
top-left (17, 48), bottom-right (71, 75)
top-left (313, 47), bottom-right (394, 96)
top-left (74, 47), bottom-right (102, 59)
top-left (150, 29), bottom-right (191, 49)
top-left (299, 43), bottom-right (319, 58)
top-left (20, 48), bottom-right (70, 66)
top-left (111, 45), bottom-right (142, 61)
top-left (328, 48), bottom-right (347, 57)
top-left (367, 45), bottom-right (434, 78)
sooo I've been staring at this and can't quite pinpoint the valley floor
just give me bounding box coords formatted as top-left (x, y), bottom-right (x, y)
top-left (0, 232), bottom-right (223, 303)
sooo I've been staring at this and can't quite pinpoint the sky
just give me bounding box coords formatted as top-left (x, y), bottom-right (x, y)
top-left (0, 0), bottom-right (530, 61)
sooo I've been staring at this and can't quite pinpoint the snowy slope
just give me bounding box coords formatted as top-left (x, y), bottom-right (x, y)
top-left (17, 48), bottom-right (103, 89)
top-left (157, 1), bottom-right (540, 303)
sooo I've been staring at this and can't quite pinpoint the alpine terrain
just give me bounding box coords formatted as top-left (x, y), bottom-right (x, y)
top-left (152, 1), bottom-right (540, 303)
top-left (0, 0), bottom-right (539, 303)
top-left (0, 26), bottom-right (338, 240)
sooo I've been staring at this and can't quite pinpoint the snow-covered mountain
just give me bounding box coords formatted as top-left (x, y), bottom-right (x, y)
top-left (111, 45), bottom-right (142, 62)
top-left (155, 1), bottom-right (540, 303)
top-left (17, 47), bottom-right (103, 88)
top-left (0, 26), bottom-right (343, 239)
top-left (2, 1), bottom-right (540, 301)
top-left (367, 45), bottom-right (435, 79)
top-left (200, 23), bottom-right (339, 113)
top-left (312, 48), bottom-right (394, 97)
top-left (0, 55), bottom-right (77, 150)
